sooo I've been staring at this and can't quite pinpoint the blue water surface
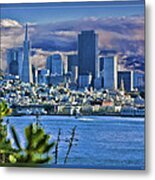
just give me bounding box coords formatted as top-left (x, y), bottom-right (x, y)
top-left (5, 116), bottom-right (145, 170)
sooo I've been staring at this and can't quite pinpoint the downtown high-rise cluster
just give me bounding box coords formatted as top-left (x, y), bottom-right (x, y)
top-left (6, 25), bottom-right (144, 92)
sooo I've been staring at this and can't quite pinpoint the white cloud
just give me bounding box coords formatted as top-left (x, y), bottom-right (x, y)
top-left (50, 31), bottom-right (77, 38)
top-left (1, 19), bottom-right (22, 28)
top-left (0, 16), bottom-right (144, 71)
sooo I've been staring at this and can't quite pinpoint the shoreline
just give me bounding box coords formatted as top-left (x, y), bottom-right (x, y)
top-left (9, 114), bottom-right (145, 118)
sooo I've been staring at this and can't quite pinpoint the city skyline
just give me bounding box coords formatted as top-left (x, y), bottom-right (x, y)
top-left (1, 1), bottom-right (144, 73)
top-left (5, 24), bottom-right (144, 91)
top-left (0, 1), bottom-right (145, 170)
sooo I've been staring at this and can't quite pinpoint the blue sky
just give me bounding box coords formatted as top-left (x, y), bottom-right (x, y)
top-left (1, 1), bottom-right (144, 24)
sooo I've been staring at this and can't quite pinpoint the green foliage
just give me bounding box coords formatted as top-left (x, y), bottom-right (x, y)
top-left (0, 101), bottom-right (55, 165)
top-left (9, 123), bottom-right (55, 165)
top-left (11, 126), bottom-right (22, 150)
top-left (0, 123), bottom-right (13, 156)
top-left (0, 100), bottom-right (77, 165)
top-left (0, 100), bottom-right (14, 164)
top-left (0, 100), bottom-right (12, 120)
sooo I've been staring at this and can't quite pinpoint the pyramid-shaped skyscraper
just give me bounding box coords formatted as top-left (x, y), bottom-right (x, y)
top-left (21, 24), bottom-right (33, 83)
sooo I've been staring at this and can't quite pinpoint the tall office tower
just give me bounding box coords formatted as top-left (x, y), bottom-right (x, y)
top-left (21, 24), bottom-right (33, 83)
top-left (46, 54), bottom-right (63, 75)
top-left (78, 30), bottom-right (99, 83)
top-left (46, 56), bottom-right (52, 73)
top-left (94, 77), bottom-right (102, 90)
top-left (32, 65), bottom-right (38, 84)
top-left (99, 56), bottom-right (104, 78)
top-left (99, 56), bottom-right (104, 72)
top-left (6, 47), bottom-right (23, 77)
top-left (51, 54), bottom-right (63, 75)
top-left (38, 69), bottom-right (50, 85)
top-left (118, 71), bottom-right (133, 92)
top-left (133, 71), bottom-right (145, 91)
top-left (103, 55), bottom-right (118, 90)
top-left (63, 58), bottom-right (68, 75)
top-left (79, 73), bottom-right (93, 89)
top-left (71, 66), bottom-right (78, 83)
top-left (67, 54), bottom-right (78, 72)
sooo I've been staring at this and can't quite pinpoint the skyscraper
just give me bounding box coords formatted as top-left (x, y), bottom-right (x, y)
top-left (67, 54), bottom-right (78, 72)
top-left (133, 71), bottom-right (144, 91)
top-left (118, 71), bottom-right (133, 92)
top-left (32, 65), bottom-right (38, 84)
top-left (46, 54), bottom-right (63, 76)
top-left (78, 30), bottom-right (99, 83)
top-left (46, 56), bottom-right (52, 74)
top-left (6, 47), bottom-right (23, 77)
top-left (21, 24), bottom-right (33, 83)
top-left (38, 69), bottom-right (50, 85)
top-left (103, 55), bottom-right (118, 90)
top-left (79, 73), bottom-right (92, 89)
top-left (71, 66), bottom-right (78, 84)
top-left (99, 56), bottom-right (104, 73)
